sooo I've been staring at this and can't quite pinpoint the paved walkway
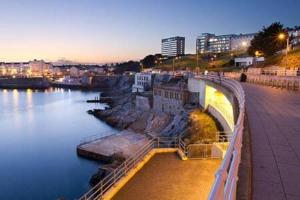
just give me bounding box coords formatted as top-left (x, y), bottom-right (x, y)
top-left (112, 153), bottom-right (221, 200)
top-left (242, 83), bottom-right (300, 200)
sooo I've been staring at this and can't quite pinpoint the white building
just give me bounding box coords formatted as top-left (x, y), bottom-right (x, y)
top-left (234, 57), bottom-right (264, 67)
top-left (132, 72), bottom-right (152, 93)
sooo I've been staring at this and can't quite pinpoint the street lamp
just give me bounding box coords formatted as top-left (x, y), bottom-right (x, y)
top-left (172, 56), bottom-right (178, 75)
top-left (241, 41), bottom-right (247, 47)
top-left (278, 33), bottom-right (289, 68)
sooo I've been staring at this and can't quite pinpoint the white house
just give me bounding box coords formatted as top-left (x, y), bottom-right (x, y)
top-left (132, 72), bottom-right (152, 93)
top-left (234, 57), bottom-right (264, 67)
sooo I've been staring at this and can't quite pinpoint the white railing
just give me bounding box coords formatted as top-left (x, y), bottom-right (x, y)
top-left (246, 74), bottom-right (300, 91)
top-left (78, 137), bottom-right (178, 200)
top-left (196, 74), bottom-right (245, 200)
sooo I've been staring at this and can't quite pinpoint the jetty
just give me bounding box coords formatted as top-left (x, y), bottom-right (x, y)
top-left (77, 130), bottom-right (150, 162)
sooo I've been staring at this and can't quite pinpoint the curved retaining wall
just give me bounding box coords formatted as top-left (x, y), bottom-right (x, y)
top-left (195, 75), bottom-right (245, 200)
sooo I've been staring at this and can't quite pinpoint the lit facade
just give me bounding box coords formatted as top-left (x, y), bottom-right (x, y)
top-left (161, 36), bottom-right (185, 57)
top-left (196, 33), bottom-right (233, 54)
top-left (196, 33), bottom-right (255, 54)
top-left (29, 60), bottom-right (53, 76)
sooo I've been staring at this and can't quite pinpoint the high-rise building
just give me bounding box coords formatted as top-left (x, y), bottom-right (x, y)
top-left (196, 33), bottom-right (255, 54)
top-left (161, 36), bottom-right (185, 57)
top-left (196, 33), bottom-right (233, 54)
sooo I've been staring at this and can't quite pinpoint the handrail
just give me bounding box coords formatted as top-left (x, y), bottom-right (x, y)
top-left (196, 74), bottom-right (245, 200)
top-left (78, 136), bottom-right (178, 200)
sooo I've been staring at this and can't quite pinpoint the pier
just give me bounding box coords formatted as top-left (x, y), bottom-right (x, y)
top-left (77, 130), bottom-right (150, 162)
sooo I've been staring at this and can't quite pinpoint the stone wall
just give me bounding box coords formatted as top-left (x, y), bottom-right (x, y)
top-left (135, 95), bottom-right (151, 111)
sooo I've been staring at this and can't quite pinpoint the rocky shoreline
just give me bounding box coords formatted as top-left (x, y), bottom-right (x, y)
top-left (79, 74), bottom-right (205, 187)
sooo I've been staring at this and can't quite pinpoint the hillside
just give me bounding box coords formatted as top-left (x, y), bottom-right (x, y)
top-left (155, 51), bottom-right (246, 72)
top-left (260, 47), bottom-right (300, 68)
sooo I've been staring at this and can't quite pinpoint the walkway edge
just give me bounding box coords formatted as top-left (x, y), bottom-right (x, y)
top-left (236, 111), bottom-right (253, 200)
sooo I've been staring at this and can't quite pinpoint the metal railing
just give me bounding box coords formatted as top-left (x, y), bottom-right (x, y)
top-left (78, 136), bottom-right (178, 200)
top-left (79, 131), bottom-right (116, 145)
top-left (187, 143), bottom-right (214, 159)
top-left (246, 74), bottom-right (300, 91)
top-left (197, 74), bottom-right (245, 200)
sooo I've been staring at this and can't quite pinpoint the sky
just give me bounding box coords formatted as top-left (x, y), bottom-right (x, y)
top-left (0, 0), bottom-right (299, 63)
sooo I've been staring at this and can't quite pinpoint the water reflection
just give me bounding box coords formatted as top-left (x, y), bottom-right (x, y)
top-left (0, 89), bottom-right (116, 200)
top-left (12, 89), bottom-right (19, 111)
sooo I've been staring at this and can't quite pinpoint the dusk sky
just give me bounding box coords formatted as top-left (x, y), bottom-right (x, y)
top-left (0, 0), bottom-right (299, 63)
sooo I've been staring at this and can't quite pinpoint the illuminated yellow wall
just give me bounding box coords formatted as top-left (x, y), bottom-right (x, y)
top-left (205, 85), bottom-right (234, 131)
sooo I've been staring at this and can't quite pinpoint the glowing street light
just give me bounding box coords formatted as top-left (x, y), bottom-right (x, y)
top-left (241, 41), bottom-right (247, 47)
top-left (278, 33), bottom-right (285, 40)
top-left (278, 33), bottom-right (289, 68)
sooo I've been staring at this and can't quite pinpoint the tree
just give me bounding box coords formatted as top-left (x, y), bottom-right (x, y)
top-left (140, 55), bottom-right (156, 68)
top-left (140, 54), bottom-right (163, 68)
top-left (248, 22), bottom-right (287, 57)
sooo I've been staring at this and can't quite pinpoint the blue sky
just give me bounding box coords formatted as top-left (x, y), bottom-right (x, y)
top-left (0, 0), bottom-right (299, 63)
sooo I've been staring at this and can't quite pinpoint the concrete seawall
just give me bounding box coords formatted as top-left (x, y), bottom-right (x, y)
top-left (0, 77), bottom-right (50, 89)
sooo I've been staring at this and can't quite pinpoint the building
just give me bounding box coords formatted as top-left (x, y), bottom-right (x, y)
top-left (153, 79), bottom-right (189, 115)
top-left (52, 67), bottom-right (62, 76)
top-left (69, 66), bottom-right (80, 77)
top-left (196, 33), bottom-right (255, 54)
top-left (69, 66), bottom-right (88, 77)
top-left (234, 57), bottom-right (264, 67)
top-left (29, 60), bottom-right (52, 76)
top-left (289, 28), bottom-right (300, 46)
top-left (196, 33), bottom-right (233, 54)
top-left (230, 33), bottom-right (256, 51)
top-left (0, 62), bottom-right (30, 76)
top-left (161, 36), bottom-right (185, 57)
top-left (132, 72), bottom-right (152, 93)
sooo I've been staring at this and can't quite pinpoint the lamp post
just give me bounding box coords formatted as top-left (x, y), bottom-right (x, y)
top-left (172, 56), bottom-right (178, 75)
top-left (278, 33), bottom-right (289, 68)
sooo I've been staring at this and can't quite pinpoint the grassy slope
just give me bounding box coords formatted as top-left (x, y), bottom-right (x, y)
top-left (184, 109), bottom-right (219, 144)
top-left (155, 51), bottom-right (245, 72)
top-left (155, 47), bottom-right (300, 71)
top-left (261, 47), bottom-right (300, 68)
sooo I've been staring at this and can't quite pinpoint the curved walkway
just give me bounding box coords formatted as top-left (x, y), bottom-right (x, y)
top-left (242, 83), bottom-right (300, 200)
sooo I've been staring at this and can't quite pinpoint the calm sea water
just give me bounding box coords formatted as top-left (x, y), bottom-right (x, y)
top-left (0, 88), bottom-right (116, 200)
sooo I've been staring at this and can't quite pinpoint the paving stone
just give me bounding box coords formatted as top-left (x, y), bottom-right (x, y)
top-left (242, 83), bottom-right (300, 199)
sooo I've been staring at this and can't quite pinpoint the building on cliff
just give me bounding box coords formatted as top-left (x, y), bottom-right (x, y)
top-left (132, 72), bottom-right (153, 93)
top-left (153, 78), bottom-right (189, 115)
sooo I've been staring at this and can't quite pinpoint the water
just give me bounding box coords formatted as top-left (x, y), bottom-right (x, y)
top-left (0, 88), bottom-right (116, 200)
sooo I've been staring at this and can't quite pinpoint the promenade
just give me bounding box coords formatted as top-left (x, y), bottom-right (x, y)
top-left (243, 83), bottom-right (300, 200)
